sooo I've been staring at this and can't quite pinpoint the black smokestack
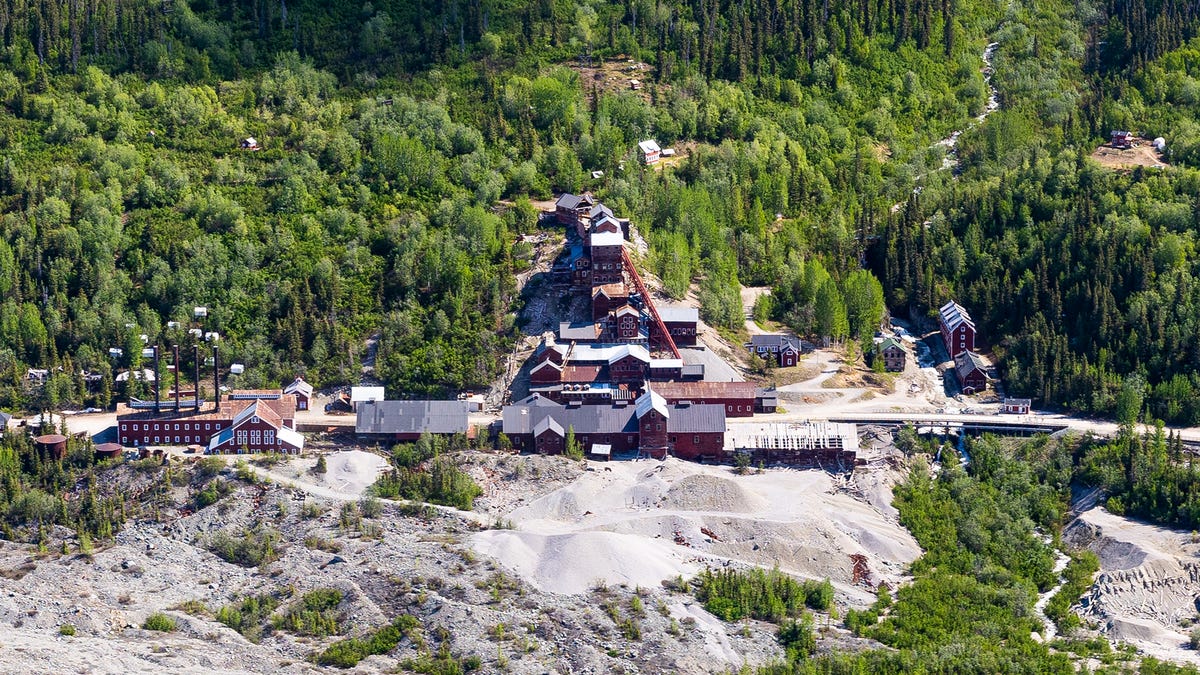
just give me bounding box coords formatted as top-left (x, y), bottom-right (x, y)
top-left (173, 344), bottom-right (180, 412)
top-left (153, 345), bottom-right (160, 414)
top-left (193, 345), bottom-right (201, 412)
top-left (213, 345), bottom-right (220, 406)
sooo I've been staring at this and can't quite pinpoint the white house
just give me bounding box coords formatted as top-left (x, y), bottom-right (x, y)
top-left (638, 140), bottom-right (661, 165)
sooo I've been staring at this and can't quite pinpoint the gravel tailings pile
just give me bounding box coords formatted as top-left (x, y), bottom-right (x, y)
top-left (663, 474), bottom-right (767, 513)
top-left (1066, 506), bottom-right (1200, 665)
top-left (472, 458), bottom-right (920, 605)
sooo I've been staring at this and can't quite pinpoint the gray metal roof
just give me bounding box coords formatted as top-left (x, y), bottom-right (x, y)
top-left (954, 350), bottom-right (988, 378)
top-left (502, 400), bottom-right (638, 437)
top-left (747, 334), bottom-right (803, 350)
top-left (356, 400), bottom-right (470, 435)
top-left (556, 193), bottom-right (582, 210)
top-left (666, 403), bottom-right (726, 433)
top-left (658, 306), bottom-right (699, 323)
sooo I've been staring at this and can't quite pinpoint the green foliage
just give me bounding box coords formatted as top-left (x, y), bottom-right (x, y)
top-left (695, 567), bottom-right (832, 623)
top-left (317, 615), bottom-right (421, 668)
top-left (59, 624), bottom-right (75, 636)
top-left (216, 592), bottom-right (284, 642)
top-left (142, 612), bottom-right (177, 632)
top-left (1043, 551), bottom-right (1099, 633)
top-left (206, 527), bottom-right (283, 568)
top-left (271, 589), bottom-right (343, 637)
top-left (373, 444), bottom-right (482, 511)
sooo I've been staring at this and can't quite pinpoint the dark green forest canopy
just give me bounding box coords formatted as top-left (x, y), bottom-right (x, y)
top-left (2, 0), bottom-right (1200, 425)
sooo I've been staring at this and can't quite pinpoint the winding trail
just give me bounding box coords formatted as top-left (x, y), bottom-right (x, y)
top-left (1034, 543), bottom-right (1073, 640)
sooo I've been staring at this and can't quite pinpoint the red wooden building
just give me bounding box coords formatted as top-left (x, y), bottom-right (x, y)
top-left (939, 300), bottom-right (976, 359)
top-left (207, 399), bottom-right (305, 454)
top-left (117, 391), bottom-right (298, 452)
top-left (953, 351), bottom-right (988, 394)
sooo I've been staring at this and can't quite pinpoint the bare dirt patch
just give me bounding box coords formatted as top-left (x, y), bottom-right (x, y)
top-left (1090, 143), bottom-right (1169, 170)
top-left (570, 57), bottom-right (660, 105)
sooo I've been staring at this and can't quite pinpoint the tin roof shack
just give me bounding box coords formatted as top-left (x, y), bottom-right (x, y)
top-left (726, 422), bottom-right (861, 469)
top-left (356, 400), bottom-right (471, 441)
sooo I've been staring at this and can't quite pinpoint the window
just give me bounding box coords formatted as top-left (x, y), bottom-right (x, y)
top-left (174, 424), bottom-right (179, 431)
top-left (121, 437), bottom-right (127, 444)
top-left (237, 430), bottom-right (248, 447)
top-left (174, 436), bottom-right (179, 443)
top-left (205, 423), bottom-right (211, 431)
top-left (251, 430), bottom-right (262, 446)
top-left (694, 436), bottom-right (700, 444)
top-left (154, 437), bottom-right (160, 444)
top-left (154, 424), bottom-right (160, 431)
top-left (265, 430), bottom-right (275, 445)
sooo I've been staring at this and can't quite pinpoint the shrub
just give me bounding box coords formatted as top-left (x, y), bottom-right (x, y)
top-left (272, 588), bottom-right (343, 637)
top-left (143, 612), bottom-right (176, 632)
top-left (317, 615), bottom-right (420, 668)
top-left (216, 592), bottom-right (284, 642)
top-left (59, 624), bottom-right (75, 636)
top-left (695, 567), bottom-right (833, 622)
top-left (206, 527), bottom-right (283, 567)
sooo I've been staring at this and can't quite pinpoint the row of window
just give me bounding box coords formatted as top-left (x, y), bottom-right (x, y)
top-left (123, 422), bottom-right (216, 432)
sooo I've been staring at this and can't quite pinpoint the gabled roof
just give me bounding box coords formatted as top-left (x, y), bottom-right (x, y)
top-left (533, 416), bottom-right (564, 437)
top-left (502, 400), bottom-right (638, 437)
top-left (283, 376), bottom-right (314, 397)
top-left (954, 350), bottom-right (988, 378)
top-left (1004, 397), bottom-right (1032, 406)
top-left (614, 305), bottom-right (640, 318)
top-left (878, 337), bottom-right (908, 353)
top-left (531, 359), bottom-right (564, 375)
top-left (231, 399), bottom-right (283, 430)
top-left (938, 301), bottom-right (976, 332)
top-left (666, 403), bottom-right (726, 433)
top-left (638, 139), bottom-right (661, 153)
top-left (746, 334), bottom-right (803, 351)
top-left (635, 389), bottom-right (670, 419)
top-left (355, 400), bottom-right (471, 435)
top-left (587, 203), bottom-right (614, 219)
top-left (608, 345), bottom-right (650, 365)
top-left (593, 283), bottom-right (627, 299)
top-left (592, 214), bottom-right (621, 232)
top-left (555, 193), bottom-right (583, 210)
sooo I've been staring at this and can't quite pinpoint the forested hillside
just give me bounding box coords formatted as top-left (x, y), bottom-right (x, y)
top-left (3, 0), bottom-right (1200, 423)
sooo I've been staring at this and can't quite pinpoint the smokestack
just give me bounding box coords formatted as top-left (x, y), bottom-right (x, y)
top-left (173, 344), bottom-right (181, 413)
top-left (193, 345), bottom-right (201, 412)
top-left (213, 345), bottom-right (220, 407)
top-left (153, 345), bottom-right (161, 414)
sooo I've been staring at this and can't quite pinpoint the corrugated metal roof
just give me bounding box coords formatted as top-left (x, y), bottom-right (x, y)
top-left (635, 390), bottom-right (669, 419)
top-left (939, 300), bottom-right (976, 332)
top-left (355, 400), bottom-right (470, 435)
top-left (502, 400), bottom-right (638, 437)
top-left (652, 381), bottom-right (757, 400)
top-left (350, 386), bottom-right (386, 402)
top-left (666, 404), bottom-right (726, 433)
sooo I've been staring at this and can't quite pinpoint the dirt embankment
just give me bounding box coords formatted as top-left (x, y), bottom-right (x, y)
top-left (1065, 507), bottom-right (1200, 666)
